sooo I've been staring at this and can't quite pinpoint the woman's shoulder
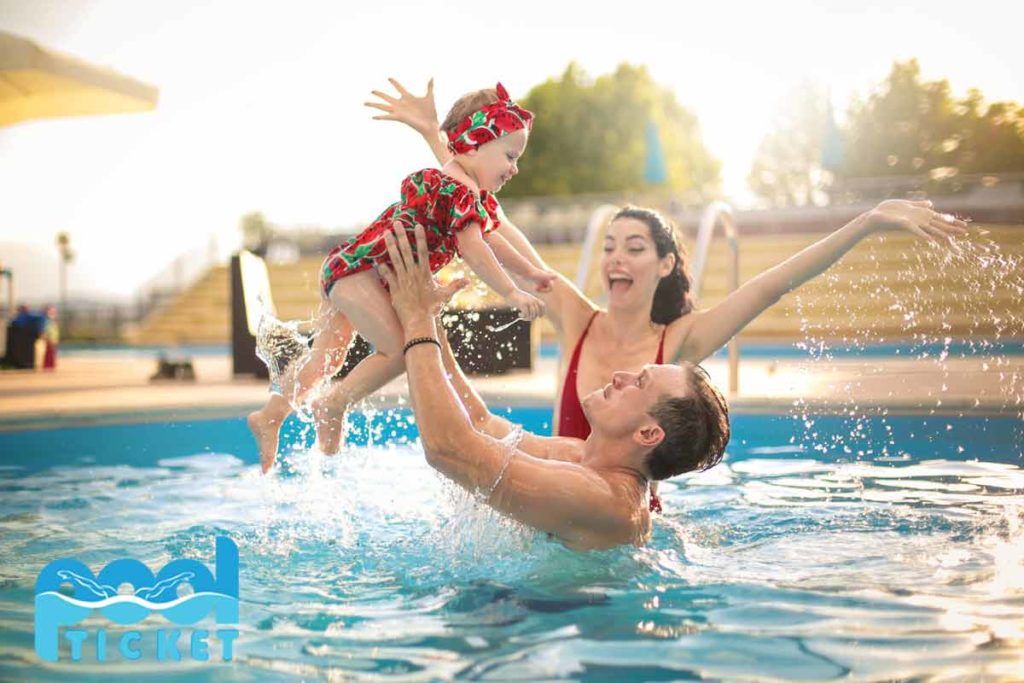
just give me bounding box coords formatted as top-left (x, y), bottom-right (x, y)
top-left (661, 309), bottom-right (699, 362)
top-left (556, 292), bottom-right (601, 344)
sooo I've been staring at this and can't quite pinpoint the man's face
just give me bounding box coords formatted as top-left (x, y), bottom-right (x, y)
top-left (582, 364), bottom-right (690, 439)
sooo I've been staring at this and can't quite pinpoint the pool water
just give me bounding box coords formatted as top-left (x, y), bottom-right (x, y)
top-left (1, 410), bottom-right (1022, 681)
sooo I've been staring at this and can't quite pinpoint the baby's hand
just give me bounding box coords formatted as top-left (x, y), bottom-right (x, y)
top-left (527, 268), bottom-right (556, 293)
top-left (506, 289), bottom-right (545, 321)
top-left (365, 78), bottom-right (438, 137)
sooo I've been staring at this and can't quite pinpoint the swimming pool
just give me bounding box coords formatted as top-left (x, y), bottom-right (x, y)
top-left (58, 338), bottom-right (1024, 361)
top-left (1, 409), bottom-right (1022, 681)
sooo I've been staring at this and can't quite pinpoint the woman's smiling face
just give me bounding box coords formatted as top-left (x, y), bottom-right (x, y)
top-left (600, 217), bottom-right (674, 310)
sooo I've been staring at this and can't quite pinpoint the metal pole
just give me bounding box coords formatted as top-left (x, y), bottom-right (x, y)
top-left (56, 232), bottom-right (72, 334)
top-left (728, 234), bottom-right (740, 395)
top-left (59, 257), bottom-right (66, 331)
top-left (0, 267), bottom-right (12, 354)
top-left (576, 205), bottom-right (622, 291)
top-left (693, 203), bottom-right (741, 396)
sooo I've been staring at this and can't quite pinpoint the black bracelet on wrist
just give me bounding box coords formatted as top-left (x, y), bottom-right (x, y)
top-left (402, 336), bottom-right (441, 355)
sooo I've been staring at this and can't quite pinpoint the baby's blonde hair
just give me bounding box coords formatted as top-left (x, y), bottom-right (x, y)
top-left (441, 88), bottom-right (499, 132)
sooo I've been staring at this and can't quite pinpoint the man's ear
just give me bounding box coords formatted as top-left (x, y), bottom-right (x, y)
top-left (635, 422), bottom-right (665, 449)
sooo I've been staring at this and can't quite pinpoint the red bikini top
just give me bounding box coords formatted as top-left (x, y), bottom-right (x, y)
top-left (556, 311), bottom-right (666, 512)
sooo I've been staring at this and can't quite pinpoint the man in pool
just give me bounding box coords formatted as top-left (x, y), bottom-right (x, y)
top-left (377, 224), bottom-right (730, 551)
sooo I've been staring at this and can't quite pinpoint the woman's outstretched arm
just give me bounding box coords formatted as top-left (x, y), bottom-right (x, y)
top-left (674, 200), bottom-right (970, 363)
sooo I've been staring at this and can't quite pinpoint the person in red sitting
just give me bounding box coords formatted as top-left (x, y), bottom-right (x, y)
top-left (248, 83), bottom-right (555, 473)
top-left (41, 305), bottom-right (59, 370)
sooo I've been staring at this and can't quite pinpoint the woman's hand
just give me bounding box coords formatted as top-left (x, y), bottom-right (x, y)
top-left (861, 199), bottom-right (970, 244)
top-left (526, 268), bottom-right (556, 293)
top-left (365, 78), bottom-right (440, 138)
top-left (379, 223), bottom-right (468, 328)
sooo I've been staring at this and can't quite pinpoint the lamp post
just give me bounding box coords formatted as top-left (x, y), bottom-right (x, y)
top-left (0, 264), bottom-right (12, 354)
top-left (0, 264), bottom-right (12, 317)
top-left (56, 232), bottom-right (73, 333)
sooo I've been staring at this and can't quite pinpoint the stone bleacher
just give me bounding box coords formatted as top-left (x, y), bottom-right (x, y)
top-left (131, 226), bottom-right (1022, 346)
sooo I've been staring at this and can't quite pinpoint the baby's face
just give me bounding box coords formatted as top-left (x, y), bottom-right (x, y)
top-left (469, 129), bottom-right (528, 192)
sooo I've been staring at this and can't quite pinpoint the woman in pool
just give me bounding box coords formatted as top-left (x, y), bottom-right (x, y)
top-left (327, 79), bottom-right (968, 507)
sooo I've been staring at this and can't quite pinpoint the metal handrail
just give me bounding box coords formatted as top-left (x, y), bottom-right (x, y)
top-left (691, 201), bottom-right (740, 395)
top-left (574, 204), bottom-right (621, 290)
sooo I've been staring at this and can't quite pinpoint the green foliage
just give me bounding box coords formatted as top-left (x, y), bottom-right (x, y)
top-left (843, 60), bottom-right (1024, 179)
top-left (240, 211), bottom-right (271, 251)
top-left (749, 60), bottom-right (1024, 205)
top-left (502, 63), bottom-right (720, 198)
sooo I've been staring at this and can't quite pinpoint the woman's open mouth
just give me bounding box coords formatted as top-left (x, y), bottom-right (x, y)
top-left (607, 273), bottom-right (633, 293)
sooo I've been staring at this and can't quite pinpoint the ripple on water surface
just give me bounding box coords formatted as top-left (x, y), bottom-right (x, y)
top-left (0, 423), bottom-right (1022, 681)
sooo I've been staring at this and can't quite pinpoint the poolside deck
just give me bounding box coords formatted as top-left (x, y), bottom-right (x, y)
top-left (1, 350), bottom-right (1020, 430)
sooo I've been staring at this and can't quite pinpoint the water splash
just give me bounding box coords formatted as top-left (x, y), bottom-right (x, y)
top-left (3, 416), bottom-right (1022, 680)
top-left (790, 225), bottom-right (1024, 462)
top-left (255, 313), bottom-right (312, 404)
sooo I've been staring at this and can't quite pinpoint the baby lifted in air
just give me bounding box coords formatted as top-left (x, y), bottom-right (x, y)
top-left (249, 83), bottom-right (554, 472)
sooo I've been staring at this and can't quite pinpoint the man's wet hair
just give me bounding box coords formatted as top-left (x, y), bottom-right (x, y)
top-left (645, 363), bottom-right (730, 480)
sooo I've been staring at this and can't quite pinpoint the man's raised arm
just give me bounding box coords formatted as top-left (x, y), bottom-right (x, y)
top-left (378, 226), bottom-right (638, 549)
top-left (437, 319), bottom-right (583, 463)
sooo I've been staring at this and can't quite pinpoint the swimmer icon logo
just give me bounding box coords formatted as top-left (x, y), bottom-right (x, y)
top-left (34, 536), bottom-right (240, 663)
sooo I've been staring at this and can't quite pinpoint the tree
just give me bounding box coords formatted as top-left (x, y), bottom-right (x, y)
top-left (749, 61), bottom-right (1024, 204)
top-left (842, 60), bottom-right (1024, 181)
top-left (748, 82), bottom-right (832, 207)
top-left (240, 212), bottom-right (271, 254)
top-left (502, 63), bottom-right (720, 198)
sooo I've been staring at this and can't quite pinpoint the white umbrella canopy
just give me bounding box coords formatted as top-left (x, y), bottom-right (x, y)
top-left (0, 31), bottom-right (158, 347)
top-left (0, 30), bottom-right (158, 127)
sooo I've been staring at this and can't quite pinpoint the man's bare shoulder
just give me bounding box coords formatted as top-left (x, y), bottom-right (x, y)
top-left (594, 469), bottom-right (652, 547)
top-left (495, 450), bottom-right (651, 550)
top-left (518, 432), bottom-right (586, 463)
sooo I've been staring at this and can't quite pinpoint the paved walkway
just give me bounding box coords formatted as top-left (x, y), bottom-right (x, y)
top-left (1, 350), bottom-right (1021, 430)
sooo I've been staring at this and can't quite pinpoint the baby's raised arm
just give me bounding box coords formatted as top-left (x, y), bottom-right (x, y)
top-left (455, 225), bottom-right (544, 320)
top-left (484, 231), bottom-right (554, 292)
top-left (366, 78), bottom-right (451, 165)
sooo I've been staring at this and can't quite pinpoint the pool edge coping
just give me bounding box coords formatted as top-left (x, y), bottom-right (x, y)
top-left (2, 396), bottom-right (1019, 432)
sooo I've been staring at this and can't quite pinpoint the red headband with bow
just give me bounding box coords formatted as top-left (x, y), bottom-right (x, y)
top-left (446, 83), bottom-right (534, 155)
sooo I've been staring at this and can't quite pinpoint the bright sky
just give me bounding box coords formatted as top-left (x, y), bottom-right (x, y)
top-left (1, 0), bottom-right (1022, 302)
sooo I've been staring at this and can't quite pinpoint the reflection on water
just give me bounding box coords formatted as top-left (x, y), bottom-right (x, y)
top-left (0, 423), bottom-right (1022, 681)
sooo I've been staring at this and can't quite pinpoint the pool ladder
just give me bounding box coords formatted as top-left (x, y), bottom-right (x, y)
top-left (577, 201), bottom-right (741, 395)
top-left (692, 201), bottom-right (740, 395)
